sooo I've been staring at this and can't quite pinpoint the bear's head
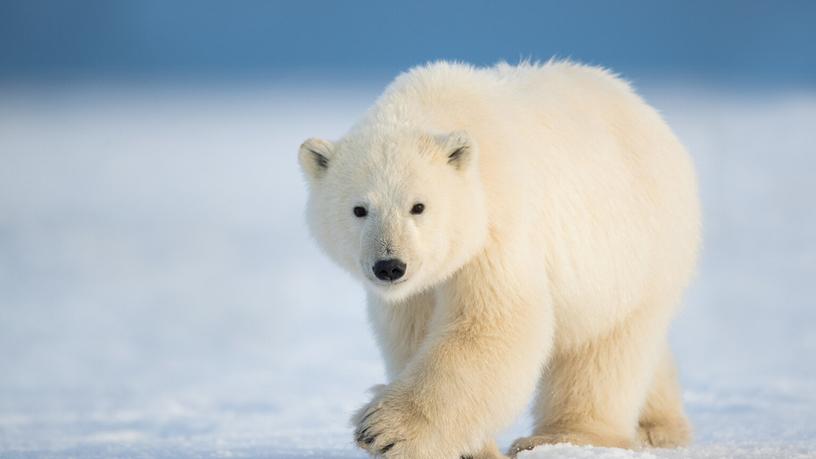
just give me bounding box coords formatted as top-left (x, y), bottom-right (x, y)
top-left (298, 129), bottom-right (488, 302)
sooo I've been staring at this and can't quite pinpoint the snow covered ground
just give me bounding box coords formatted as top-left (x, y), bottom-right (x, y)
top-left (0, 82), bottom-right (814, 458)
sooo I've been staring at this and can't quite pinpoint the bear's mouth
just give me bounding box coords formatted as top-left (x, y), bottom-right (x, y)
top-left (368, 276), bottom-right (409, 287)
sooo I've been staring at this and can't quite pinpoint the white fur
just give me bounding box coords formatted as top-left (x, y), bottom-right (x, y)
top-left (298, 61), bottom-right (700, 458)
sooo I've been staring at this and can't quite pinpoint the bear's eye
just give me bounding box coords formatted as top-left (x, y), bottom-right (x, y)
top-left (410, 203), bottom-right (425, 215)
top-left (353, 206), bottom-right (368, 218)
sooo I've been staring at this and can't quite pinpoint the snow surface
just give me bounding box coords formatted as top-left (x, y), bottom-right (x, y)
top-left (0, 83), bottom-right (814, 458)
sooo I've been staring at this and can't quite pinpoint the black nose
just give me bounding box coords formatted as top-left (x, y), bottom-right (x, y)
top-left (373, 259), bottom-right (407, 281)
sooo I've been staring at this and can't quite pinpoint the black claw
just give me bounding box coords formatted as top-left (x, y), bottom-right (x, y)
top-left (355, 427), bottom-right (369, 443)
top-left (355, 426), bottom-right (378, 446)
top-left (380, 443), bottom-right (395, 454)
top-left (461, 456), bottom-right (474, 459)
top-left (356, 434), bottom-right (376, 446)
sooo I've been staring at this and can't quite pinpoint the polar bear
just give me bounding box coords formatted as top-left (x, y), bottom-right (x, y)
top-left (298, 61), bottom-right (700, 458)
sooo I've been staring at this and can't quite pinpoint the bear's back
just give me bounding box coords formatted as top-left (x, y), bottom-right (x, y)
top-left (390, 62), bottom-right (700, 344)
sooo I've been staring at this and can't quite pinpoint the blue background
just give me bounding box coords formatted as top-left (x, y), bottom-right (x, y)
top-left (1, 0), bottom-right (815, 84)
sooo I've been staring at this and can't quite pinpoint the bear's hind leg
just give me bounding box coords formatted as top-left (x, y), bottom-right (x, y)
top-left (509, 307), bottom-right (668, 456)
top-left (637, 347), bottom-right (692, 448)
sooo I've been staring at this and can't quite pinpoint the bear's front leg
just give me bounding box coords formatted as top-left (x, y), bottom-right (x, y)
top-left (354, 254), bottom-right (553, 458)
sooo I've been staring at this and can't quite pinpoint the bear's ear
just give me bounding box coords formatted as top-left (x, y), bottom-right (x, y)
top-left (437, 130), bottom-right (477, 171)
top-left (298, 138), bottom-right (334, 180)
